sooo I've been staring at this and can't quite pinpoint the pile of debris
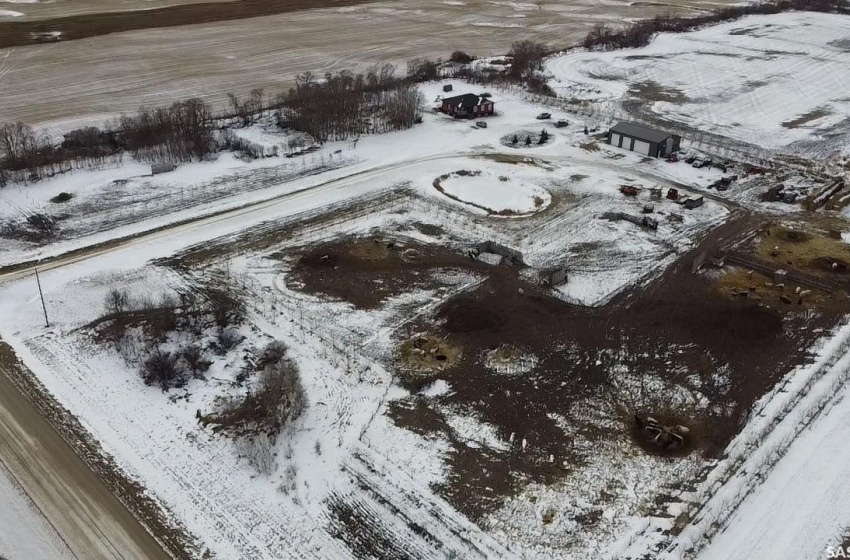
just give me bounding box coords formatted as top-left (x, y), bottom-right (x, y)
top-left (634, 415), bottom-right (689, 451)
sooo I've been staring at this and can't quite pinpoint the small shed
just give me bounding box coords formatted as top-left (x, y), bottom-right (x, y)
top-left (607, 122), bottom-right (681, 158)
top-left (683, 196), bottom-right (704, 209)
top-left (152, 162), bottom-right (177, 175)
top-left (540, 266), bottom-right (568, 287)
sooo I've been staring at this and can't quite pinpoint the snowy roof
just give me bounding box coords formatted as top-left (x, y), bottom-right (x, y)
top-left (610, 122), bottom-right (673, 144)
top-left (443, 93), bottom-right (493, 108)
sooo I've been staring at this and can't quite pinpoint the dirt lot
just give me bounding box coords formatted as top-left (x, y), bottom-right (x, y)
top-left (286, 216), bottom-right (844, 521)
top-left (287, 235), bottom-right (489, 309)
top-left (0, 0), bottom-right (743, 126)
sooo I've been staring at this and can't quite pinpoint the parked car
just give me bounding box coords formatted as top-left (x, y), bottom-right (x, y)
top-left (475, 121), bottom-right (488, 128)
top-left (554, 120), bottom-right (568, 128)
top-left (684, 155), bottom-right (697, 164)
top-left (536, 112), bottom-right (551, 120)
top-left (712, 161), bottom-right (728, 172)
top-left (692, 158), bottom-right (707, 169)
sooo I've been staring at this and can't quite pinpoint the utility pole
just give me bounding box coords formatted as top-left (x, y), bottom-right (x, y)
top-left (35, 267), bottom-right (49, 328)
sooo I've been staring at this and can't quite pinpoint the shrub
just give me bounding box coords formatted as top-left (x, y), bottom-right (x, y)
top-left (180, 345), bottom-right (212, 377)
top-left (257, 340), bottom-right (289, 370)
top-left (203, 287), bottom-right (246, 328)
top-left (200, 347), bottom-right (306, 437)
top-left (449, 50), bottom-right (474, 64)
top-left (142, 347), bottom-right (187, 391)
top-left (217, 328), bottom-right (243, 352)
top-left (104, 288), bottom-right (130, 315)
top-left (50, 192), bottom-right (73, 203)
top-left (26, 212), bottom-right (56, 236)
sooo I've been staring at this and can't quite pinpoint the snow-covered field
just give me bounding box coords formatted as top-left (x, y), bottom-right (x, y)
top-left (0, 463), bottom-right (73, 560)
top-left (547, 12), bottom-right (850, 158)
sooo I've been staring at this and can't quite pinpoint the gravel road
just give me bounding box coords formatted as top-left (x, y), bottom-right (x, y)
top-left (0, 342), bottom-right (171, 560)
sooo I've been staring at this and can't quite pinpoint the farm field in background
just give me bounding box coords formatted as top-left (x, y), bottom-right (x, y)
top-left (0, 0), bottom-right (743, 127)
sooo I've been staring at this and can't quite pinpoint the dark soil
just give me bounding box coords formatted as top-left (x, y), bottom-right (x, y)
top-left (386, 216), bottom-right (841, 521)
top-left (810, 256), bottom-right (849, 274)
top-left (287, 236), bottom-right (488, 309)
top-left (283, 215), bottom-right (841, 523)
top-left (440, 301), bottom-right (506, 333)
top-left (0, 0), bottom-right (372, 49)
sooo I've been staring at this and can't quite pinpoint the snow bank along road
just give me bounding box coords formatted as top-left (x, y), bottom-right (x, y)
top-left (0, 341), bottom-right (170, 559)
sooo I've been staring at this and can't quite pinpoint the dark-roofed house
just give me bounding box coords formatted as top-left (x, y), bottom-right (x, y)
top-left (607, 122), bottom-right (681, 158)
top-left (441, 94), bottom-right (495, 119)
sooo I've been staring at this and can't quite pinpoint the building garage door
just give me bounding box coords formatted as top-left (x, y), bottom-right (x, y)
top-left (632, 139), bottom-right (651, 156)
top-left (610, 132), bottom-right (621, 148)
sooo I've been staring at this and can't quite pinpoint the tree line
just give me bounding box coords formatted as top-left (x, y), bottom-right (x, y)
top-left (581, 0), bottom-right (850, 50)
top-left (281, 65), bottom-right (423, 142)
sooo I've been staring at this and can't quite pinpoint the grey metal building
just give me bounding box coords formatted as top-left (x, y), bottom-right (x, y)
top-left (607, 122), bottom-right (681, 158)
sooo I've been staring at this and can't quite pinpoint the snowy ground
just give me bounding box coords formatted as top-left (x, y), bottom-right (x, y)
top-left (0, 80), bottom-right (727, 278)
top-left (435, 164), bottom-right (552, 215)
top-left (1, 74), bottom-right (815, 560)
top-left (546, 12), bottom-right (850, 159)
top-left (0, 462), bottom-right (73, 560)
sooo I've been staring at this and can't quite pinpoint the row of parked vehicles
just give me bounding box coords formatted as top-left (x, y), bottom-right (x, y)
top-left (668, 152), bottom-right (731, 172)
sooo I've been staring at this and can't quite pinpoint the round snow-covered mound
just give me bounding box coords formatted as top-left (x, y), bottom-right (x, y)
top-left (500, 129), bottom-right (554, 149)
top-left (433, 168), bottom-right (551, 215)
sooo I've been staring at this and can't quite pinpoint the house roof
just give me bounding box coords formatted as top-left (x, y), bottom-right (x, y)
top-left (443, 93), bottom-right (493, 108)
top-left (610, 121), bottom-right (672, 144)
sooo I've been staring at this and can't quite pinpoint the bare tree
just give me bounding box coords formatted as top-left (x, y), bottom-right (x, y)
top-left (104, 288), bottom-right (130, 315)
top-left (509, 40), bottom-right (548, 81)
top-left (142, 347), bottom-right (187, 391)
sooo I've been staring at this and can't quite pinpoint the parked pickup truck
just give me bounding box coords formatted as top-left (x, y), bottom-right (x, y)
top-left (536, 112), bottom-right (551, 120)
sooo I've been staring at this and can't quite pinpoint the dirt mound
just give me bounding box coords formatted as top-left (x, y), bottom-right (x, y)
top-left (440, 301), bottom-right (506, 333)
top-left (399, 335), bottom-right (460, 373)
top-left (810, 256), bottom-right (849, 273)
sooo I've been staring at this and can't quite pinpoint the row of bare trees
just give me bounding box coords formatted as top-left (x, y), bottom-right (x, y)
top-left (0, 46), bottom-right (548, 186)
top-left (281, 66), bottom-right (424, 143)
top-left (115, 98), bottom-right (215, 163)
top-left (0, 122), bottom-right (125, 185)
top-left (582, 0), bottom-right (849, 51)
top-left (0, 99), bottom-right (213, 185)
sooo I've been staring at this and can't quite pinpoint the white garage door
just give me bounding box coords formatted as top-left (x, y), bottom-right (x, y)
top-left (632, 139), bottom-right (651, 156)
top-left (610, 133), bottom-right (621, 147)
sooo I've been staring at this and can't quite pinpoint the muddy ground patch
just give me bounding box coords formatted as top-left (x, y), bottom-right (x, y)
top-left (286, 235), bottom-right (488, 309)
